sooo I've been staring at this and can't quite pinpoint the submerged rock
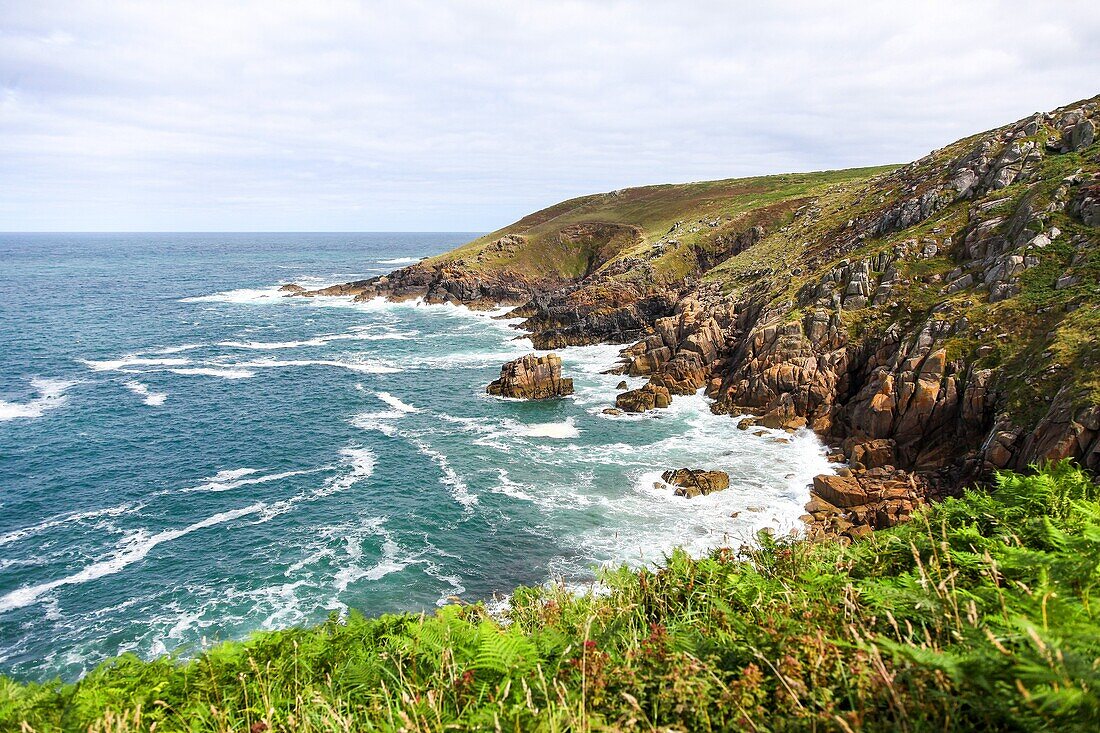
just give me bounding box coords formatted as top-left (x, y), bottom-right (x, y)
top-left (661, 468), bottom-right (730, 498)
top-left (487, 353), bottom-right (574, 400)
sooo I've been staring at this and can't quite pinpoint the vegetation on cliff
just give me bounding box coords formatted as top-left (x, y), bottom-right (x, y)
top-left (3, 462), bottom-right (1099, 731)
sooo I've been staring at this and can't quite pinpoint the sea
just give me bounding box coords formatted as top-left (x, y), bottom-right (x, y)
top-left (0, 232), bottom-right (831, 682)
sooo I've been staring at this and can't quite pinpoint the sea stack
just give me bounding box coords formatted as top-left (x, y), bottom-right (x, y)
top-left (487, 353), bottom-right (574, 399)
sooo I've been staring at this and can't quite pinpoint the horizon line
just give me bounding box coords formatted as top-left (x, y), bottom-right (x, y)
top-left (0, 230), bottom-right (488, 235)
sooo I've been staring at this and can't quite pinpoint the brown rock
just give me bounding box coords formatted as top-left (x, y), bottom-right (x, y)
top-left (662, 468), bottom-right (731, 498)
top-left (278, 283), bottom-right (305, 292)
top-left (844, 438), bottom-right (896, 469)
top-left (487, 353), bottom-right (574, 400)
top-left (811, 474), bottom-right (869, 508)
top-left (616, 383), bottom-right (672, 412)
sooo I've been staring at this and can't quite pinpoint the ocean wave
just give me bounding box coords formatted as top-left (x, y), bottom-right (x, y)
top-left (82, 357), bottom-right (189, 372)
top-left (180, 467), bottom-right (320, 494)
top-left (180, 287), bottom-right (288, 304)
top-left (256, 447), bottom-right (376, 523)
top-left (167, 367), bottom-right (256, 379)
top-left (511, 417), bottom-right (580, 439)
top-left (217, 329), bottom-right (416, 350)
top-left (123, 380), bottom-right (167, 406)
top-left (231, 357), bottom-right (400, 374)
top-left (0, 378), bottom-right (79, 422)
top-left (377, 257), bottom-right (423, 265)
top-left (0, 503), bottom-right (266, 614)
top-left (333, 525), bottom-right (407, 591)
top-left (409, 438), bottom-right (478, 508)
top-left (375, 391), bottom-right (420, 413)
top-left (0, 503), bottom-right (135, 547)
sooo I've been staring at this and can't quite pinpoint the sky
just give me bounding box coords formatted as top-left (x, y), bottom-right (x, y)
top-left (1, 1), bottom-right (1098, 232)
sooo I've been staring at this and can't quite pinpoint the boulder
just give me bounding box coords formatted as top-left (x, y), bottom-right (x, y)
top-left (811, 474), bottom-right (869, 508)
top-left (487, 353), bottom-right (574, 399)
top-left (278, 283), bottom-right (306, 292)
top-left (661, 468), bottom-right (730, 498)
top-left (616, 383), bottom-right (671, 412)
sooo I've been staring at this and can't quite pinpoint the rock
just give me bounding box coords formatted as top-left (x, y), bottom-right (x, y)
top-left (1068, 119), bottom-right (1096, 152)
top-left (487, 354), bottom-right (574, 399)
top-left (662, 468), bottom-right (730, 498)
top-left (843, 438), bottom-right (896, 469)
top-left (616, 381), bottom-right (628, 390)
top-left (616, 383), bottom-right (671, 412)
top-left (278, 283), bottom-right (305, 292)
top-left (602, 407), bottom-right (622, 416)
top-left (805, 466), bottom-right (932, 540)
top-left (812, 474), bottom-right (869, 508)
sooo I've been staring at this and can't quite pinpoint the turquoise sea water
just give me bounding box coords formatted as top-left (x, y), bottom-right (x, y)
top-left (0, 233), bottom-right (830, 682)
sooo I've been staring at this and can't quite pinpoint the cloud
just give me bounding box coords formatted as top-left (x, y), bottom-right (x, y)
top-left (1, 0), bottom-right (1098, 230)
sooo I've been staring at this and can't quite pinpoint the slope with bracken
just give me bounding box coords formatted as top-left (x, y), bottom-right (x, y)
top-left (297, 94), bottom-right (1100, 538)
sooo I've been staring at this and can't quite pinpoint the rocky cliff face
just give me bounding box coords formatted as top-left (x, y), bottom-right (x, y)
top-left (300, 94), bottom-right (1100, 535)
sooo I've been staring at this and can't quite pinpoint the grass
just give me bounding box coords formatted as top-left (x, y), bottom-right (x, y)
top-left (4, 462), bottom-right (1099, 731)
top-left (431, 166), bottom-right (898, 282)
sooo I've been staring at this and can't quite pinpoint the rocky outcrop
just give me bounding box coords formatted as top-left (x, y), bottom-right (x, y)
top-left (616, 384), bottom-right (671, 412)
top-left (486, 354), bottom-right (574, 400)
top-left (661, 468), bottom-right (730, 498)
top-left (512, 279), bottom-right (680, 349)
top-left (805, 467), bottom-right (934, 541)
top-left (292, 262), bottom-right (560, 310)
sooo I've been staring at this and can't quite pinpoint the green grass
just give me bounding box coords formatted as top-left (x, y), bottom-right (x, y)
top-left (4, 462), bottom-right (1099, 731)
top-left (431, 166), bottom-right (898, 282)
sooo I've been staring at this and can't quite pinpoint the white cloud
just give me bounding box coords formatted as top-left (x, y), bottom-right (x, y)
top-left (1, 0), bottom-right (1098, 230)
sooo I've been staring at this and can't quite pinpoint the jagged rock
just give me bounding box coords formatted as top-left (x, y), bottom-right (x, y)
top-left (807, 467), bottom-right (931, 540)
top-left (661, 468), bottom-right (730, 498)
top-left (843, 438), bottom-right (896, 469)
top-left (616, 384), bottom-right (671, 412)
top-left (487, 354), bottom-right (574, 400)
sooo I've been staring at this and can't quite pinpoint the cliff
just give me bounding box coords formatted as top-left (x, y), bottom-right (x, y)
top-left (298, 94), bottom-right (1100, 530)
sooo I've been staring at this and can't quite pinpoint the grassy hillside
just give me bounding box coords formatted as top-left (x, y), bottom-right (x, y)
top-left (4, 462), bottom-right (1098, 731)
top-left (430, 166), bottom-right (897, 281)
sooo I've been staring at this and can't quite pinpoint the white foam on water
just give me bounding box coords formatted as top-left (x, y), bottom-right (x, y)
top-left (0, 378), bottom-right (79, 422)
top-left (0, 503), bottom-right (135, 547)
top-left (375, 391), bottom-right (420, 413)
top-left (256, 447), bottom-right (376, 523)
top-left (123, 380), bottom-right (167, 406)
top-left (0, 503), bottom-right (266, 614)
top-left (167, 367), bottom-right (256, 379)
top-left (180, 287), bottom-right (288, 304)
top-left (490, 469), bottom-right (535, 501)
top-left (333, 522), bottom-right (408, 591)
top-left (377, 257), bottom-right (423, 265)
top-left (512, 417), bottom-right (580, 439)
top-left (179, 467), bottom-right (319, 494)
top-left (409, 437), bottom-right (478, 508)
top-left (217, 329), bottom-right (416, 350)
top-left (82, 357), bottom-right (190, 372)
top-left (231, 357), bottom-right (400, 374)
